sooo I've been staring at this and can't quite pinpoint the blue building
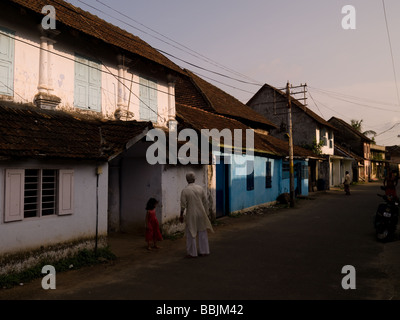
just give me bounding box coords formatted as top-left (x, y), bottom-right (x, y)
top-left (176, 102), bottom-right (315, 218)
top-left (215, 140), bottom-right (311, 216)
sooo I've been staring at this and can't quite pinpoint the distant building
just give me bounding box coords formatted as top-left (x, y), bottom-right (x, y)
top-left (328, 117), bottom-right (372, 182)
top-left (247, 84), bottom-right (338, 190)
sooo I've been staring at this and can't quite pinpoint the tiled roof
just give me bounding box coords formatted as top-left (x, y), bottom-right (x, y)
top-left (0, 102), bottom-right (151, 160)
top-left (176, 103), bottom-right (319, 159)
top-left (248, 84), bottom-right (336, 130)
top-left (258, 133), bottom-right (322, 159)
top-left (176, 70), bottom-right (278, 129)
top-left (328, 117), bottom-right (372, 142)
top-left (176, 103), bottom-right (277, 156)
top-left (334, 143), bottom-right (362, 161)
top-left (7, 0), bottom-right (183, 74)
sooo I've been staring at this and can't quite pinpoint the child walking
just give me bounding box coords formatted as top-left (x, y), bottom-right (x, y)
top-left (145, 198), bottom-right (163, 250)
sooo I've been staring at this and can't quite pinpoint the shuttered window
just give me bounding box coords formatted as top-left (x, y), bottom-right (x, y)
top-left (58, 170), bottom-right (74, 215)
top-left (282, 161), bottom-right (290, 179)
top-left (4, 169), bottom-right (24, 222)
top-left (74, 54), bottom-right (101, 111)
top-left (0, 26), bottom-right (15, 96)
top-left (23, 169), bottom-right (57, 218)
top-left (265, 161), bottom-right (272, 188)
top-left (3, 169), bottom-right (74, 222)
top-left (246, 160), bottom-right (254, 191)
top-left (139, 77), bottom-right (158, 122)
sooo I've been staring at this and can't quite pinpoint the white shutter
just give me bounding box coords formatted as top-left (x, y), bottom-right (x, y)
top-left (0, 27), bottom-right (15, 96)
top-left (58, 170), bottom-right (74, 215)
top-left (4, 169), bottom-right (24, 222)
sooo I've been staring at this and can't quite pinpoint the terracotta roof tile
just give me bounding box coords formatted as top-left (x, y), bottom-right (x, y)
top-left (7, 0), bottom-right (183, 74)
top-left (0, 102), bottom-right (151, 160)
top-left (328, 117), bottom-right (372, 142)
top-left (176, 70), bottom-right (278, 129)
top-left (248, 84), bottom-right (336, 130)
top-left (176, 103), bottom-right (319, 159)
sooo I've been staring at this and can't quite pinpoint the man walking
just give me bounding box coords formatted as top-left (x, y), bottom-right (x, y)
top-left (343, 171), bottom-right (351, 195)
top-left (180, 172), bottom-right (214, 258)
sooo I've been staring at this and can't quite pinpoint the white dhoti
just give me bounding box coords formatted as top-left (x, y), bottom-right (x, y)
top-left (186, 227), bottom-right (210, 257)
top-left (181, 183), bottom-right (214, 257)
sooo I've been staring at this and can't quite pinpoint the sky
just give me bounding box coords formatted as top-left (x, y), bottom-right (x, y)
top-left (65, 0), bottom-right (400, 146)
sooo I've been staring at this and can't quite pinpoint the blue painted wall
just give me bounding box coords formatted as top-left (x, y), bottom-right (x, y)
top-left (228, 155), bottom-right (282, 212)
top-left (216, 153), bottom-right (309, 213)
top-left (280, 160), bottom-right (309, 197)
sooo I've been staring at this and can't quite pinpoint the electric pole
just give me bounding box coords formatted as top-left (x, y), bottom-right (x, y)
top-left (286, 82), bottom-right (295, 207)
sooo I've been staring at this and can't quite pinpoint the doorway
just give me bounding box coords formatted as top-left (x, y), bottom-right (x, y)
top-left (216, 156), bottom-right (230, 218)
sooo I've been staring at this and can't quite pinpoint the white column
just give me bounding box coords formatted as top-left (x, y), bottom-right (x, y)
top-left (168, 81), bottom-right (175, 121)
top-left (38, 36), bottom-right (48, 93)
top-left (117, 65), bottom-right (128, 108)
top-left (47, 39), bottom-right (56, 94)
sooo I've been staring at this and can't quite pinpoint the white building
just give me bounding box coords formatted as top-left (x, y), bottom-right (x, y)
top-left (0, 0), bottom-right (211, 271)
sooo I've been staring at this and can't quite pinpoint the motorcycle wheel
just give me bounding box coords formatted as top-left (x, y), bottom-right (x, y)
top-left (376, 229), bottom-right (389, 241)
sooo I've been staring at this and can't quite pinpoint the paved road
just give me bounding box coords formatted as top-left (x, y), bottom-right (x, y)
top-left (1, 181), bottom-right (400, 302)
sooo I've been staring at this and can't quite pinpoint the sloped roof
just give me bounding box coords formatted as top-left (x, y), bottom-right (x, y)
top-left (176, 103), bottom-right (319, 159)
top-left (259, 133), bottom-right (322, 159)
top-left (248, 83), bottom-right (335, 130)
top-left (328, 117), bottom-right (372, 142)
top-left (0, 102), bottom-right (151, 160)
top-left (334, 143), bottom-right (362, 161)
top-left (7, 0), bottom-right (183, 74)
top-left (175, 70), bottom-right (278, 129)
top-left (176, 103), bottom-right (277, 156)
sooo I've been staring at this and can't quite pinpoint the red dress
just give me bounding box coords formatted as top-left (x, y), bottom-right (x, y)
top-left (145, 209), bottom-right (163, 242)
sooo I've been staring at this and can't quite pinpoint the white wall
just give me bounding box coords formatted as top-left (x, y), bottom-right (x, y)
top-left (316, 127), bottom-right (334, 155)
top-left (161, 164), bottom-right (208, 234)
top-left (0, 15), bottom-right (173, 127)
top-left (119, 157), bottom-right (162, 232)
top-left (0, 160), bottom-right (108, 255)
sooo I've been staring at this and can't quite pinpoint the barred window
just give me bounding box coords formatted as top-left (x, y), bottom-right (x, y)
top-left (4, 169), bottom-right (74, 222)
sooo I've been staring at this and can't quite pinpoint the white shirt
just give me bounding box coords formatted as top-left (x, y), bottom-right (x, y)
top-left (180, 183), bottom-right (214, 238)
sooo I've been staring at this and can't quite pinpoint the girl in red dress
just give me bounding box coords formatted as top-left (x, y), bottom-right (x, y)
top-left (145, 198), bottom-right (163, 250)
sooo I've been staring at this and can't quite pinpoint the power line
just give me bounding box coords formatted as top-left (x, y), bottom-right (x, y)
top-left (189, 70), bottom-right (256, 95)
top-left (376, 122), bottom-right (400, 136)
top-left (54, 0), bottom-right (166, 121)
top-left (382, 0), bottom-right (400, 107)
top-left (158, 49), bottom-right (262, 86)
top-left (307, 90), bottom-right (324, 119)
top-left (309, 86), bottom-right (400, 108)
top-left (0, 19), bottom-right (166, 121)
top-left (70, 0), bottom-right (263, 87)
top-left (93, 0), bottom-right (261, 84)
top-left (310, 86), bottom-right (400, 113)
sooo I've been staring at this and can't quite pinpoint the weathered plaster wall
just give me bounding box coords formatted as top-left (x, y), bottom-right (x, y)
top-left (0, 160), bottom-right (108, 256)
top-left (161, 164), bottom-right (208, 234)
top-left (0, 11), bottom-right (173, 127)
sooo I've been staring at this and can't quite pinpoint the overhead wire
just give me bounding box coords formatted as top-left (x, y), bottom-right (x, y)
top-left (70, 0), bottom-right (263, 87)
top-left (309, 86), bottom-right (400, 113)
top-left (382, 0), bottom-right (400, 107)
top-left (309, 86), bottom-right (400, 108)
top-left (309, 86), bottom-right (400, 144)
top-left (93, 0), bottom-right (261, 84)
top-left (307, 89), bottom-right (324, 119)
top-left (60, 0), bottom-right (265, 118)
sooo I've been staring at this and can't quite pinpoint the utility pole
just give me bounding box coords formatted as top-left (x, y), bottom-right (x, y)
top-left (286, 82), bottom-right (295, 207)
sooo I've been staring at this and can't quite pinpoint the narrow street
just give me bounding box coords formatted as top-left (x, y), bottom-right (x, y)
top-left (1, 182), bottom-right (400, 301)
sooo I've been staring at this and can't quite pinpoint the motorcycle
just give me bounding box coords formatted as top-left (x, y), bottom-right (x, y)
top-left (374, 187), bottom-right (399, 242)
